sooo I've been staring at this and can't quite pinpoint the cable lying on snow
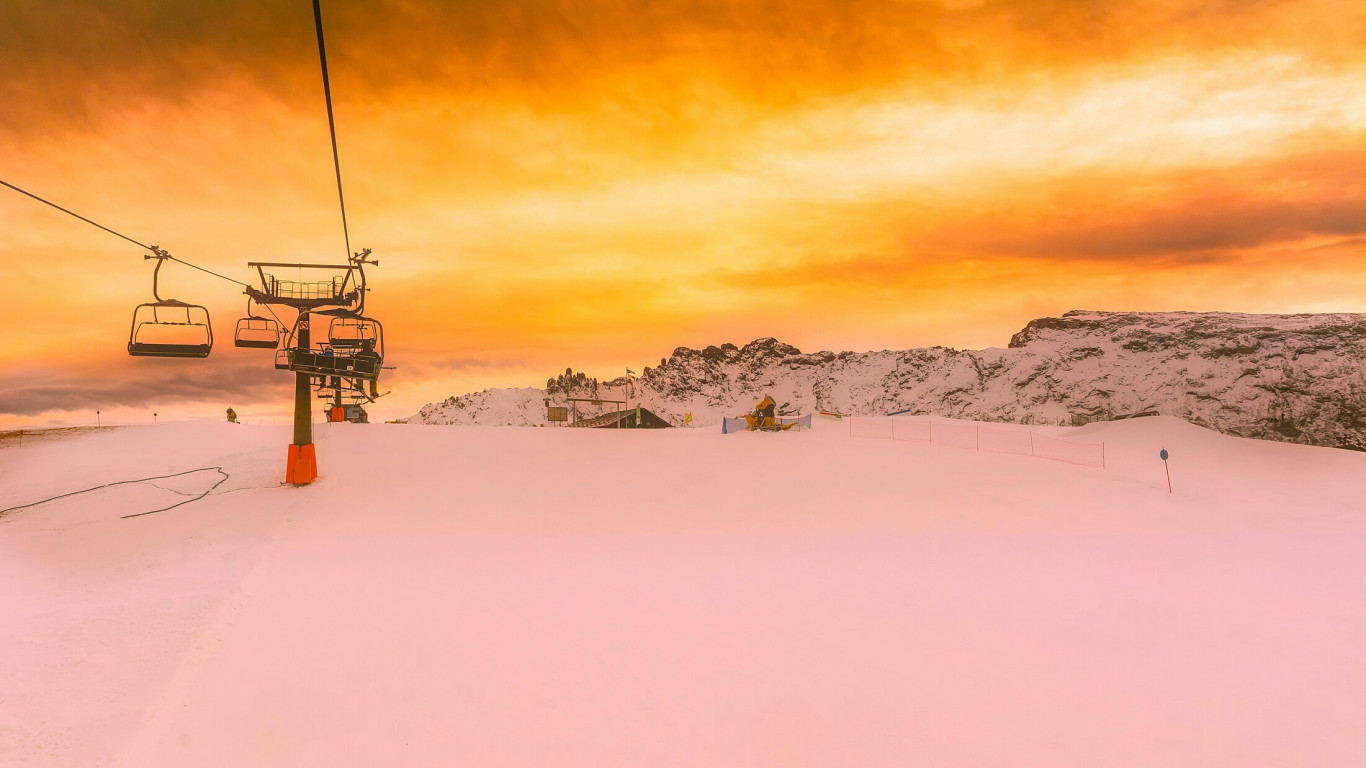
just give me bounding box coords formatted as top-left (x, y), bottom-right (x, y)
top-left (0, 467), bottom-right (231, 519)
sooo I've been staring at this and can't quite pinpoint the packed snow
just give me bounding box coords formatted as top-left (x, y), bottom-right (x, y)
top-left (1, 417), bottom-right (1363, 767)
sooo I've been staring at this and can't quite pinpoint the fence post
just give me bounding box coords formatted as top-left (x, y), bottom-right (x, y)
top-left (1029, 431), bottom-right (1035, 456)
top-left (1102, 442), bottom-right (1106, 469)
top-left (975, 427), bottom-right (979, 451)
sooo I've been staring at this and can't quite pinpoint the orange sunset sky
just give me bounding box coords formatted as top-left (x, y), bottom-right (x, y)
top-left (1, 0), bottom-right (1363, 427)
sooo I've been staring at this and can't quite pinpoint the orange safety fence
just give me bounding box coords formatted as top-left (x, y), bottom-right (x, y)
top-left (979, 426), bottom-right (1033, 456)
top-left (1029, 432), bottom-right (1106, 468)
top-left (849, 417), bottom-right (894, 439)
top-left (892, 418), bottom-right (930, 443)
top-left (849, 416), bottom-right (1105, 469)
top-left (929, 420), bottom-right (978, 451)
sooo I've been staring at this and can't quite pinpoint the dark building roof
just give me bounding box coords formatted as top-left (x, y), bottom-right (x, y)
top-left (566, 407), bottom-right (672, 429)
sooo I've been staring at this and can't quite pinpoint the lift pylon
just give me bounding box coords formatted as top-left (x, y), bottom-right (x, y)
top-left (249, 250), bottom-right (381, 485)
top-left (284, 311), bottom-right (317, 484)
top-left (1, 1), bottom-right (387, 490)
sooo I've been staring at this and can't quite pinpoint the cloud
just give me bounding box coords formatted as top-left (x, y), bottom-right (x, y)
top-left (949, 148), bottom-right (1366, 262)
top-left (394, 355), bottom-right (531, 380)
top-left (0, 358), bottom-right (293, 416)
top-left (978, 197), bottom-right (1365, 262)
top-left (2, 1), bottom-right (1362, 417)
top-left (706, 147), bottom-right (1366, 292)
top-left (4, 0), bottom-right (1360, 143)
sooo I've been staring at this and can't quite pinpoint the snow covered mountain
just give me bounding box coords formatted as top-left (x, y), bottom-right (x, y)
top-left (412, 311), bottom-right (1366, 450)
top-left (410, 387), bottom-right (548, 428)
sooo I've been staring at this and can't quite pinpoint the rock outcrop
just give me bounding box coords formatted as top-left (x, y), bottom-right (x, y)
top-left (412, 311), bottom-right (1366, 450)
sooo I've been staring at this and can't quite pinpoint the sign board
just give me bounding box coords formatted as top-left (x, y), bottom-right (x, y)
top-left (547, 406), bottom-right (569, 423)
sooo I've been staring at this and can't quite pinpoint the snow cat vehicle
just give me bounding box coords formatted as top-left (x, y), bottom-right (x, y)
top-left (743, 395), bottom-right (798, 432)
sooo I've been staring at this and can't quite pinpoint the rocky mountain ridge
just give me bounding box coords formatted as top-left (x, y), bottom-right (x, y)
top-left (412, 311), bottom-right (1366, 450)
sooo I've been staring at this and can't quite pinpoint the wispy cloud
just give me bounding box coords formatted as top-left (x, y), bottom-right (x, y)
top-left (1, 0), bottom-right (1362, 424)
top-left (0, 359), bottom-right (292, 416)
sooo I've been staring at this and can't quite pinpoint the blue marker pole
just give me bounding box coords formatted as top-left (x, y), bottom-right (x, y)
top-left (1160, 448), bottom-right (1171, 493)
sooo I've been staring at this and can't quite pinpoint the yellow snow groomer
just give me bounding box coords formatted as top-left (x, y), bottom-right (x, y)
top-left (743, 395), bottom-right (797, 431)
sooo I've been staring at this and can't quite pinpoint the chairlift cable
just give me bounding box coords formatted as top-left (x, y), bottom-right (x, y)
top-left (243, 289), bottom-right (291, 334)
top-left (166, 256), bottom-right (250, 288)
top-left (0, 177), bottom-right (253, 288)
top-left (313, 0), bottom-right (352, 262)
top-left (0, 178), bottom-right (155, 252)
top-left (0, 176), bottom-right (295, 328)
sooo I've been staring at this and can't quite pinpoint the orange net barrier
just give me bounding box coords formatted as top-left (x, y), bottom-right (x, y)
top-left (849, 417), bottom-right (895, 439)
top-left (892, 417), bottom-right (930, 443)
top-left (928, 420), bottom-right (977, 450)
top-left (1029, 432), bottom-right (1106, 468)
top-left (978, 427), bottom-right (1033, 456)
top-left (850, 416), bottom-right (1105, 469)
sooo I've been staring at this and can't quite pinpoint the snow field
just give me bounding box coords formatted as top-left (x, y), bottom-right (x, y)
top-left (1, 416), bottom-right (1363, 767)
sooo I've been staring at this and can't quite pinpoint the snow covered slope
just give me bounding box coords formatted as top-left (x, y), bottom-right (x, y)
top-left (412, 311), bottom-right (1366, 449)
top-left (412, 386), bottom-right (548, 426)
top-left (2, 419), bottom-right (1364, 767)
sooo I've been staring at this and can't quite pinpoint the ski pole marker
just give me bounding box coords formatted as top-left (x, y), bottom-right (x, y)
top-left (1160, 448), bottom-right (1172, 493)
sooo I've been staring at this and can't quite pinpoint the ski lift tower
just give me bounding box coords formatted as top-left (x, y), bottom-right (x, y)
top-left (0, 0), bottom-right (381, 488)
top-left (247, 249), bottom-right (377, 484)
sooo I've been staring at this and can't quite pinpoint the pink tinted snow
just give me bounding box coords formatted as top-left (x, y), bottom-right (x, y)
top-left (1, 417), bottom-right (1363, 767)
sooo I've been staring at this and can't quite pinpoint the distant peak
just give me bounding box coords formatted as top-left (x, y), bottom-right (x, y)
top-left (668, 338), bottom-right (801, 361)
top-left (740, 337), bottom-right (802, 356)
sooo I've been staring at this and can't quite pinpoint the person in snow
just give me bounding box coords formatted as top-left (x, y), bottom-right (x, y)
top-left (226, 407), bottom-right (238, 424)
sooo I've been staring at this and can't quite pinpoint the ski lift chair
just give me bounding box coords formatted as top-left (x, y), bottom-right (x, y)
top-left (326, 315), bottom-right (381, 352)
top-left (127, 251), bottom-right (213, 358)
top-left (127, 299), bottom-right (213, 358)
top-left (234, 298), bottom-right (281, 349)
top-left (276, 344), bottom-right (382, 381)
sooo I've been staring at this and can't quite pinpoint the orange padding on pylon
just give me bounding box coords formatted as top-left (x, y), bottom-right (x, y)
top-left (285, 443), bottom-right (318, 485)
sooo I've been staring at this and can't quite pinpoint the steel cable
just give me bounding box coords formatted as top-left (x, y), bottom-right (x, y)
top-left (313, 0), bottom-right (352, 262)
top-left (0, 177), bottom-right (292, 330)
